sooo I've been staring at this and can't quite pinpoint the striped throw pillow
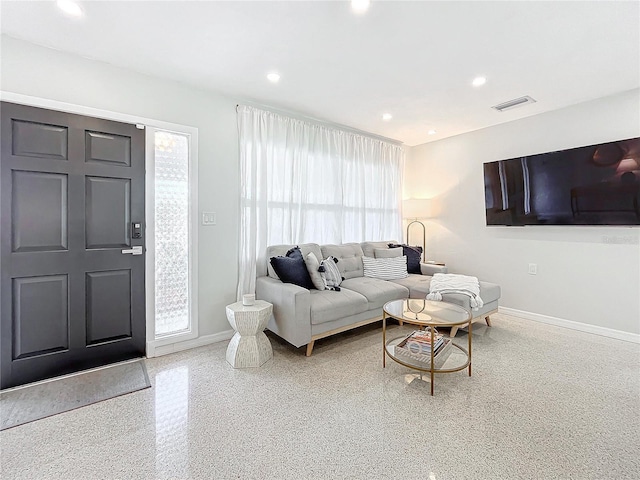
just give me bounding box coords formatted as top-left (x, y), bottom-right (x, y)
top-left (362, 255), bottom-right (408, 281)
top-left (320, 256), bottom-right (343, 288)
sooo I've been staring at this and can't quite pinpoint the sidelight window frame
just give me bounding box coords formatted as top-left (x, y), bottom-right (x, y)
top-left (145, 125), bottom-right (199, 353)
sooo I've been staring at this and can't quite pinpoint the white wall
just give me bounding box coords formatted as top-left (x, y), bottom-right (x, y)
top-left (1, 36), bottom-right (239, 339)
top-left (405, 89), bottom-right (640, 336)
top-left (4, 36), bottom-right (639, 340)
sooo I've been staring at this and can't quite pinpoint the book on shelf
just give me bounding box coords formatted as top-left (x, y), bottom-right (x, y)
top-left (399, 330), bottom-right (444, 353)
top-left (406, 329), bottom-right (443, 342)
top-left (394, 337), bottom-right (453, 366)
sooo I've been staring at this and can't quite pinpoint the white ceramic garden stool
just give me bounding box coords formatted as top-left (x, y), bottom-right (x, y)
top-left (225, 300), bottom-right (273, 368)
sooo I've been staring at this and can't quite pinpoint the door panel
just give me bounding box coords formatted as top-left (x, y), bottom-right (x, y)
top-left (1, 101), bottom-right (145, 389)
top-left (12, 275), bottom-right (69, 359)
top-left (12, 170), bottom-right (68, 252)
top-left (85, 176), bottom-right (131, 249)
top-left (86, 270), bottom-right (132, 345)
top-left (11, 120), bottom-right (68, 160)
top-left (85, 131), bottom-right (131, 166)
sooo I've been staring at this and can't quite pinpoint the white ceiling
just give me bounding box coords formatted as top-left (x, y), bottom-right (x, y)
top-left (1, 1), bottom-right (639, 146)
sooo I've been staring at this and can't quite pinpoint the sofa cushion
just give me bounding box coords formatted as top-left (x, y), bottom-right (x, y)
top-left (374, 247), bottom-right (402, 258)
top-left (341, 277), bottom-right (409, 310)
top-left (270, 247), bottom-right (315, 290)
top-left (433, 280), bottom-right (501, 311)
top-left (360, 241), bottom-right (398, 258)
top-left (267, 243), bottom-right (322, 279)
top-left (389, 274), bottom-right (432, 298)
top-left (310, 288), bottom-right (369, 325)
top-left (362, 255), bottom-right (408, 280)
top-left (479, 281), bottom-right (501, 303)
top-left (321, 243), bottom-right (364, 279)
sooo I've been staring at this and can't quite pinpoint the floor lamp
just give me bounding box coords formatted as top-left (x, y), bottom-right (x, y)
top-left (403, 198), bottom-right (431, 262)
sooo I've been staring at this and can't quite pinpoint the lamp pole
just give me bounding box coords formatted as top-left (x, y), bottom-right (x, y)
top-left (406, 218), bottom-right (426, 262)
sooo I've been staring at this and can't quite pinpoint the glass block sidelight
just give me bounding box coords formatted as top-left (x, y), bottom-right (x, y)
top-left (154, 131), bottom-right (190, 336)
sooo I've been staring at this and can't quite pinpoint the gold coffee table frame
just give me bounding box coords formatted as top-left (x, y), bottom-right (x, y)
top-left (383, 299), bottom-right (472, 396)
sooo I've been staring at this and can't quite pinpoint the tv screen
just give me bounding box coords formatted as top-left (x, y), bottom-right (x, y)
top-left (483, 137), bottom-right (640, 226)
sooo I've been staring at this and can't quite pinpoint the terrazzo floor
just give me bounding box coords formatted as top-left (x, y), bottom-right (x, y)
top-left (1, 313), bottom-right (639, 480)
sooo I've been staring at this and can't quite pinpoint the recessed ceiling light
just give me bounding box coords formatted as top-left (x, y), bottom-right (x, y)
top-left (382, 113), bottom-right (392, 121)
top-left (428, 130), bottom-right (437, 135)
top-left (472, 76), bottom-right (487, 87)
top-left (266, 72), bottom-right (281, 83)
top-left (56, 0), bottom-right (83, 17)
top-left (351, 0), bottom-right (370, 14)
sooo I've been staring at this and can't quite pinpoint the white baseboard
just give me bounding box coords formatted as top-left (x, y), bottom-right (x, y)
top-left (498, 307), bottom-right (640, 344)
top-left (146, 330), bottom-right (235, 358)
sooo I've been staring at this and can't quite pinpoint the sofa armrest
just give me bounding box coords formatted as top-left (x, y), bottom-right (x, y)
top-left (420, 263), bottom-right (449, 276)
top-left (255, 276), bottom-right (312, 348)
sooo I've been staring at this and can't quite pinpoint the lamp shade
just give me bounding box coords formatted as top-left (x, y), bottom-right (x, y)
top-left (403, 198), bottom-right (431, 219)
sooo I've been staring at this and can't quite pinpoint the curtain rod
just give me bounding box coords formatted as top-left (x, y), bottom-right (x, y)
top-left (235, 102), bottom-right (404, 146)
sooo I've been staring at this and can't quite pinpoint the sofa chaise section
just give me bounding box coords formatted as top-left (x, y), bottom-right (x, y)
top-left (388, 273), bottom-right (500, 337)
top-left (360, 241), bottom-right (500, 335)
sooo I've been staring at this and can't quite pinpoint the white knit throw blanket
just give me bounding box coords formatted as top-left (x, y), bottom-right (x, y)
top-left (426, 273), bottom-right (484, 310)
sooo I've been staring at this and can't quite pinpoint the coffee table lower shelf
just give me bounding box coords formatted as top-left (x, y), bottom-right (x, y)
top-left (383, 332), bottom-right (471, 395)
top-left (382, 299), bottom-right (473, 396)
top-left (384, 337), bottom-right (470, 374)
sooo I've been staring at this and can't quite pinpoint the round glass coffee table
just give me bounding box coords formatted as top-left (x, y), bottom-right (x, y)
top-left (383, 299), bottom-right (472, 395)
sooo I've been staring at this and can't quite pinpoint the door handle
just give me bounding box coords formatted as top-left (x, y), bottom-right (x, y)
top-left (122, 246), bottom-right (143, 255)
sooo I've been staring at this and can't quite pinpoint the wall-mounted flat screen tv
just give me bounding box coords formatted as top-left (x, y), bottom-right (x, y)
top-left (483, 137), bottom-right (640, 226)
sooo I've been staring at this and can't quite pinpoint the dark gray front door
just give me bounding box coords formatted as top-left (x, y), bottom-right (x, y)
top-left (0, 102), bottom-right (145, 389)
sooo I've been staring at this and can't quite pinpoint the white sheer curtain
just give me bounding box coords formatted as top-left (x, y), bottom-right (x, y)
top-left (237, 105), bottom-right (404, 298)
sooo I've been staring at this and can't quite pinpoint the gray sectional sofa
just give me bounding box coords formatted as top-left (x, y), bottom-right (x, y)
top-left (256, 241), bottom-right (501, 356)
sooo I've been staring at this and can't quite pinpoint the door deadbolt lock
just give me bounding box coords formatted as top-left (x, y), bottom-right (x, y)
top-left (132, 222), bottom-right (142, 239)
top-left (122, 246), bottom-right (143, 255)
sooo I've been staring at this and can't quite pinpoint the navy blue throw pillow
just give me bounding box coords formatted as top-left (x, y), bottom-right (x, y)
top-left (270, 247), bottom-right (315, 290)
top-left (388, 243), bottom-right (423, 274)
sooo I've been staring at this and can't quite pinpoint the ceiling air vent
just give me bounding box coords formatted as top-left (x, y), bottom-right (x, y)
top-left (492, 95), bottom-right (537, 112)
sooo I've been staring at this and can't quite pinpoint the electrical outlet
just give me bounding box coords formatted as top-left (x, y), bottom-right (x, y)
top-left (528, 263), bottom-right (537, 275)
top-left (202, 212), bottom-right (217, 226)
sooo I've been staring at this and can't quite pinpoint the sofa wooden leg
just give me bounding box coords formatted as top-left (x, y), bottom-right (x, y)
top-left (485, 316), bottom-right (492, 327)
top-left (450, 326), bottom-right (458, 338)
top-left (306, 341), bottom-right (315, 357)
top-left (398, 320), bottom-right (403, 326)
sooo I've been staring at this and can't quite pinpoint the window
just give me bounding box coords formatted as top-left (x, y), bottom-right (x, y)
top-left (146, 127), bottom-right (198, 347)
top-left (154, 131), bottom-right (190, 336)
top-left (236, 105), bottom-right (404, 297)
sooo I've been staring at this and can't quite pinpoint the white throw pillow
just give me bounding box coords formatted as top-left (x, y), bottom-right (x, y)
top-left (305, 252), bottom-right (326, 290)
top-left (362, 255), bottom-right (408, 280)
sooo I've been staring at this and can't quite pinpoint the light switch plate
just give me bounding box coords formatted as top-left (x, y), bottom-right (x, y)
top-left (202, 212), bottom-right (216, 226)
